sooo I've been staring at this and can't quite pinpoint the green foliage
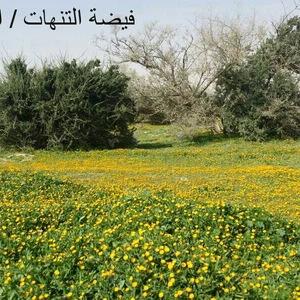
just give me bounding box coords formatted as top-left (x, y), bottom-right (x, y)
top-left (0, 171), bottom-right (299, 299)
top-left (0, 57), bottom-right (135, 150)
top-left (216, 16), bottom-right (300, 141)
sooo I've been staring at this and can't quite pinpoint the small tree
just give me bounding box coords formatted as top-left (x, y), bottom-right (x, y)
top-left (95, 11), bottom-right (265, 132)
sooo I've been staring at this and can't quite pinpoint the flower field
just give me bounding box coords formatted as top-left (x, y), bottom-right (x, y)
top-left (0, 125), bottom-right (299, 299)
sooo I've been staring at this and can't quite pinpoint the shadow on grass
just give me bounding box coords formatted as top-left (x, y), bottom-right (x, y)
top-left (137, 142), bottom-right (173, 149)
top-left (191, 133), bottom-right (241, 145)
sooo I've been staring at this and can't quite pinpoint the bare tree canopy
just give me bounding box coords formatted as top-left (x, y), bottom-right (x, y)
top-left (95, 8), bottom-right (267, 131)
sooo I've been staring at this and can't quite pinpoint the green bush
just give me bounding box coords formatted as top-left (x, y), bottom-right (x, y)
top-left (216, 16), bottom-right (300, 141)
top-left (0, 57), bottom-right (135, 149)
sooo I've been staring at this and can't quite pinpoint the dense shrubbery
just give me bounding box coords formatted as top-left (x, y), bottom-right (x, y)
top-left (0, 58), bottom-right (135, 150)
top-left (216, 16), bottom-right (300, 141)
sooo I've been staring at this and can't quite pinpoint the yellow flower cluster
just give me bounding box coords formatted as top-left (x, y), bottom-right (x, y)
top-left (0, 170), bottom-right (299, 299)
top-left (1, 138), bottom-right (299, 222)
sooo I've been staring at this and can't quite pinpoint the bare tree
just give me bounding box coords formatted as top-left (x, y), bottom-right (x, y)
top-left (95, 10), bottom-right (266, 133)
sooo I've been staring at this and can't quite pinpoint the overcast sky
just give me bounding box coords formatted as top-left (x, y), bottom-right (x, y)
top-left (0, 0), bottom-right (299, 67)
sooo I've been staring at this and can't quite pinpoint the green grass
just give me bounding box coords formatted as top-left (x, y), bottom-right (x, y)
top-left (0, 124), bottom-right (299, 299)
top-left (0, 171), bottom-right (299, 300)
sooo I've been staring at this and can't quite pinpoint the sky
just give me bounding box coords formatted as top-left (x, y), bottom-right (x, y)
top-left (0, 0), bottom-right (299, 68)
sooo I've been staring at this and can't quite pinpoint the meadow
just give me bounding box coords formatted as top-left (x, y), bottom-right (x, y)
top-left (0, 124), bottom-right (299, 299)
